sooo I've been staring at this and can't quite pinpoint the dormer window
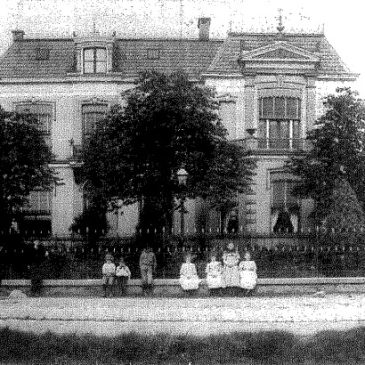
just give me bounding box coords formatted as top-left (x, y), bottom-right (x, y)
top-left (73, 33), bottom-right (115, 75)
top-left (83, 47), bottom-right (107, 74)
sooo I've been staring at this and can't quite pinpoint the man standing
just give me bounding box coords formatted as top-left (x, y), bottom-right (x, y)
top-left (139, 247), bottom-right (157, 295)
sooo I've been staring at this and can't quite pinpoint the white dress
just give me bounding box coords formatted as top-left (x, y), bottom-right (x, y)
top-left (205, 261), bottom-right (224, 289)
top-left (239, 260), bottom-right (257, 290)
top-left (179, 262), bottom-right (200, 291)
top-left (222, 251), bottom-right (240, 287)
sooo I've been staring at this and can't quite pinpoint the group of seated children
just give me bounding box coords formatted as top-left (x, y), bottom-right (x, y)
top-left (102, 253), bottom-right (131, 297)
top-left (102, 242), bottom-right (257, 297)
top-left (180, 242), bottom-right (257, 295)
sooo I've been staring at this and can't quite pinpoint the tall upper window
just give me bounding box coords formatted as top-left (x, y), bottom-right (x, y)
top-left (15, 104), bottom-right (52, 147)
top-left (258, 97), bottom-right (301, 150)
top-left (82, 104), bottom-right (108, 144)
top-left (83, 48), bottom-right (107, 74)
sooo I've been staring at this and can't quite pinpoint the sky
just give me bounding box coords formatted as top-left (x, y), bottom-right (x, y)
top-left (0, 0), bottom-right (364, 95)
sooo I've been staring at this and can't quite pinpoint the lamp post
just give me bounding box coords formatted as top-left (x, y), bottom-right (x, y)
top-left (177, 167), bottom-right (188, 237)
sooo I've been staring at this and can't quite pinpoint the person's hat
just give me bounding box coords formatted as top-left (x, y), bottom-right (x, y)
top-left (227, 242), bottom-right (235, 250)
top-left (105, 253), bottom-right (113, 260)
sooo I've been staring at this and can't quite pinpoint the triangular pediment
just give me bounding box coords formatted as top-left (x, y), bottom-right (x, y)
top-left (256, 49), bottom-right (306, 60)
top-left (241, 41), bottom-right (319, 63)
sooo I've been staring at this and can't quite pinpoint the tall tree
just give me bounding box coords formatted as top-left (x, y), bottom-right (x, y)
top-left (324, 178), bottom-right (365, 237)
top-left (0, 106), bottom-right (54, 233)
top-left (288, 88), bottom-right (365, 223)
top-left (80, 71), bottom-right (255, 236)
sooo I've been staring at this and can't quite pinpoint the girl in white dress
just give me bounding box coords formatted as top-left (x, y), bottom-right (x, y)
top-left (222, 242), bottom-right (240, 289)
top-left (239, 251), bottom-right (257, 295)
top-left (205, 254), bottom-right (224, 293)
top-left (179, 254), bottom-right (200, 292)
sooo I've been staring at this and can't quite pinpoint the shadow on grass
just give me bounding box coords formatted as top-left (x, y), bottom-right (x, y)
top-left (1, 327), bottom-right (365, 364)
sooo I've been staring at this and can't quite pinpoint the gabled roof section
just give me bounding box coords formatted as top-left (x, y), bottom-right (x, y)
top-left (205, 33), bottom-right (357, 80)
top-left (241, 41), bottom-right (319, 62)
top-left (238, 40), bottom-right (320, 76)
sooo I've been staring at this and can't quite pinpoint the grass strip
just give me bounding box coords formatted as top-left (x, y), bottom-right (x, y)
top-left (1, 327), bottom-right (365, 364)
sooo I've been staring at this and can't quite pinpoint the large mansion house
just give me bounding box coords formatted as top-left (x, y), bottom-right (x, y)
top-left (0, 18), bottom-right (357, 237)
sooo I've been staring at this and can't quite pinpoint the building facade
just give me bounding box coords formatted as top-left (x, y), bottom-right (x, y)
top-left (0, 19), bottom-right (357, 237)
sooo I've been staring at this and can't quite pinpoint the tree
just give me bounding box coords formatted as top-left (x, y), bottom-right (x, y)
top-left (288, 88), bottom-right (365, 223)
top-left (324, 178), bottom-right (365, 235)
top-left (80, 71), bottom-right (255, 237)
top-left (0, 106), bottom-right (54, 233)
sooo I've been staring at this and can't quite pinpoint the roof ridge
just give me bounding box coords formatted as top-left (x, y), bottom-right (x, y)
top-left (228, 32), bottom-right (325, 38)
top-left (17, 37), bottom-right (224, 43)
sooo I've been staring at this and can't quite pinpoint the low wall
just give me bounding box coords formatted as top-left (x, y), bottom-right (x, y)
top-left (2, 277), bottom-right (365, 297)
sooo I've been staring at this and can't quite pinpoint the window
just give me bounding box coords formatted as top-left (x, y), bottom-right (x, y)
top-left (20, 190), bottom-right (52, 237)
top-left (82, 104), bottom-right (107, 143)
top-left (258, 97), bottom-right (301, 150)
top-left (15, 104), bottom-right (52, 147)
top-left (35, 48), bottom-right (50, 60)
top-left (25, 190), bottom-right (52, 215)
top-left (271, 179), bottom-right (299, 233)
top-left (147, 49), bottom-right (160, 60)
top-left (83, 48), bottom-right (107, 74)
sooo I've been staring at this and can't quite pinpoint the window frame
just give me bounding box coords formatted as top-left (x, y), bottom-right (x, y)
top-left (14, 102), bottom-right (54, 148)
top-left (83, 47), bottom-right (107, 74)
top-left (270, 174), bottom-right (300, 234)
top-left (147, 48), bottom-right (160, 60)
top-left (258, 96), bottom-right (301, 150)
top-left (81, 103), bottom-right (108, 145)
top-left (23, 189), bottom-right (52, 216)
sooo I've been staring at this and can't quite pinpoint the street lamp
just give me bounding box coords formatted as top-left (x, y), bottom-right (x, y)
top-left (177, 167), bottom-right (188, 236)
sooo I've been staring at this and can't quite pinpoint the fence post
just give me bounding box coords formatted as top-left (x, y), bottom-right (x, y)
top-left (315, 225), bottom-right (319, 277)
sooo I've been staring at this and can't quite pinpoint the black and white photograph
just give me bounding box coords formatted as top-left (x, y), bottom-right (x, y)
top-left (0, 0), bottom-right (365, 363)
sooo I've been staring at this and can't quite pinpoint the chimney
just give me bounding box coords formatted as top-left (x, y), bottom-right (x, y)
top-left (12, 30), bottom-right (25, 41)
top-left (198, 18), bottom-right (211, 41)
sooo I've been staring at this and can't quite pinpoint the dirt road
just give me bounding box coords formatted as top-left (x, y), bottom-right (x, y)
top-left (1, 294), bottom-right (364, 336)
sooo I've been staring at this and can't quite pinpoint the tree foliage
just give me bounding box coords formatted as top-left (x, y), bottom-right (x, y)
top-left (80, 71), bottom-right (255, 232)
top-left (324, 178), bottom-right (365, 236)
top-left (0, 106), bottom-right (54, 232)
top-left (288, 88), bottom-right (365, 222)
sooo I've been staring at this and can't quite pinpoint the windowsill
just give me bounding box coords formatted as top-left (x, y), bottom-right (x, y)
top-left (66, 71), bottom-right (123, 77)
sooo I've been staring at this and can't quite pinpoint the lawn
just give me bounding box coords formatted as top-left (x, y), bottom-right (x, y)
top-left (1, 327), bottom-right (365, 364)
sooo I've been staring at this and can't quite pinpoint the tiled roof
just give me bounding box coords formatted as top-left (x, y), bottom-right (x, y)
top-left (0, 38), bottom-right (222, 80)
top-left (0, 32), bottom-right (356, 80)
top-left (0, 39), bottom-right (75, 79)
top-left (114, 39), bottom-right (222, 79)
top-left (206, 33), bottom-right (355, 77)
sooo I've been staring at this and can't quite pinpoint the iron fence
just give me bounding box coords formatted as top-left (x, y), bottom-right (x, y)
top-left (1, 230), bottom-right (365, 280)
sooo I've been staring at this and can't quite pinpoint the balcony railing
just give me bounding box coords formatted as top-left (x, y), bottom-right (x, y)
top-left (234, 138), bottom-right (310, 152)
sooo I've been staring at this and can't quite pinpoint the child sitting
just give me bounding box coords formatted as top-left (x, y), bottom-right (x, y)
top-left (115, 257), bottom-right (131, 295)
top-left (238, 251), bottom-right (257, 295)
top-left (205, 254), bottom-right (224, 295)
top-left (102, 253), bottom-right (116, 297)
top-left (179, 254), bottom-right (200, 294)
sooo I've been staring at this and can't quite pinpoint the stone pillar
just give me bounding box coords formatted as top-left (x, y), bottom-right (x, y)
top-left (306, 78), bottom-right (316, 132)
top-left (243, 76), bottom-right (257, 132)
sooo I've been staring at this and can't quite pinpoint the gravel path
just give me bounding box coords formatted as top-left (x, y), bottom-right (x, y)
top-left (1, 294), bottom-right (365, 336)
